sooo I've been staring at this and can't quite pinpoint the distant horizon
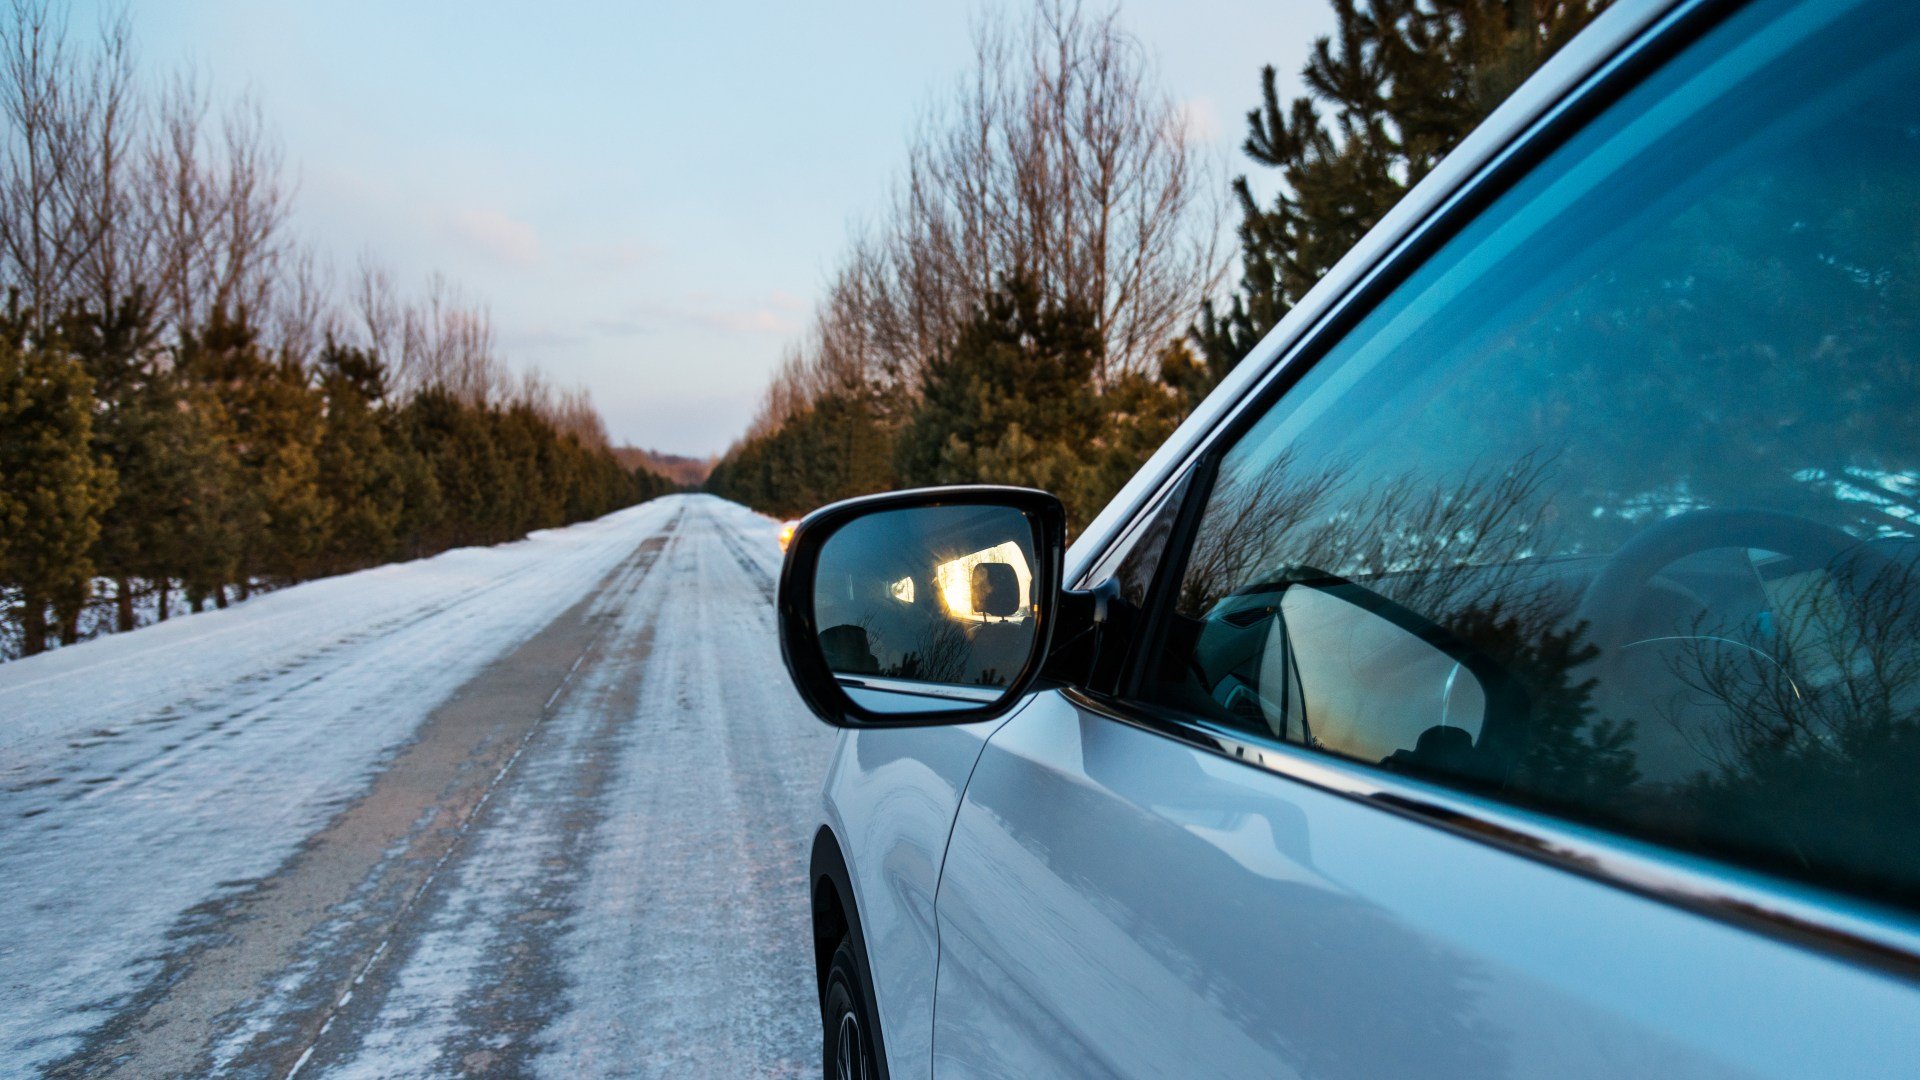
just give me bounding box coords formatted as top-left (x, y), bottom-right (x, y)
top-left (73, 1), bottom-right (1331, 457)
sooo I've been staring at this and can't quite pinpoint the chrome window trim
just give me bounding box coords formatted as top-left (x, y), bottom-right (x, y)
top-left (1065, 686), bottom-right (1920, 982)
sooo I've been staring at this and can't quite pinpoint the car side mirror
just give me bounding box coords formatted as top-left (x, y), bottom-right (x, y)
top-left (778, 486), bottom-right (1068, 727)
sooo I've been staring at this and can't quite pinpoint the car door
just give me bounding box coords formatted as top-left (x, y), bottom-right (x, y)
top-left (931, 0), bottom-right (1920, 1075)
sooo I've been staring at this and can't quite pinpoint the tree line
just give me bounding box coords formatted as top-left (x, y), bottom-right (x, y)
top-left (708, 0), bottom-right (1610, 529)
top-left (0, 1), bottom-right (669, 658)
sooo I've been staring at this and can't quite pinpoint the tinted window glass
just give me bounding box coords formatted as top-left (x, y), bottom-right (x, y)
top-left (1145, 0), bottom-right (1920, 913)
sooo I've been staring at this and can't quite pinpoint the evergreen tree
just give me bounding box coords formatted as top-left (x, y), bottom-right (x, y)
top-left (895, 274), bottom-right (1105, 526)
top-left (139, 371), bottom-right (240, 619)
top-left (59, 292), bottom-right (164, 630)
top-left (1194, 0), bottom-right (1611, 383)
top-left (495, 403), bottom-right (559, 534)
top-left (388, 404), bottom-right (445, 560)
top-left (178, 311), bottom-right (330, 587)
top-left (316, 340), bottom-right (407, 572)
top-left (0, 321), bottom-right (116, 653)
top-left (402, 387), bottom-right (499, 549)
top-left (1078, 355), bottom-right (1191, 514)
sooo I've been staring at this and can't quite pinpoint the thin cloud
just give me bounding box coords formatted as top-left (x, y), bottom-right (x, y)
top-left (697, 308), bottom-right (796, 335)
top-left (448, 208), bottom-right (543, 266)
top-left (1176, 96), bottom-right (1223, 143)
top-left (589, 316), bottom-right (652, 338)
top-left (575, 240), bottom-right (658, 270)
top-left (502, 325), bottom-right (588, 351)
top-left (598, 296), bottom-right (801, 339)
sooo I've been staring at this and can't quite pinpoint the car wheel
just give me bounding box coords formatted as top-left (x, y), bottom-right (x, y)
top-left (823, 939), bottom-right (879, 1080)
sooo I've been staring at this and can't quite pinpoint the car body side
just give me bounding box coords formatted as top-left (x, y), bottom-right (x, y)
top-left (805, 0), bottom-right (1918, 1076)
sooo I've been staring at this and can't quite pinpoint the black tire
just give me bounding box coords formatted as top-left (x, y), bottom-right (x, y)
top-left (822, 939), bottom-right (880, 1080)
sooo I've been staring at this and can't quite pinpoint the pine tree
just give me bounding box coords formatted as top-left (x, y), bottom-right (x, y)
top-left (402, 387), bottom-right (501, 549)
top-left (59, 292), bottom-right (163, 630)
top-left (1194, 0), bottom-right (1611, 382)
top-left (0, 320), bottom-right (116, 653)
top-left (316, 340), bottom-right (407, 572)
top-left (178, 311), bottom-right (330, 588)
top-left (136, 369), bottom-right (242, 618)
top-left (1077, 351), bottom-right (1192, 514)
top-left (895, 274), bottom-right (1105, 526)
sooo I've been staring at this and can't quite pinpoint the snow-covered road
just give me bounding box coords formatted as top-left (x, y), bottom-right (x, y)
top-left (0, 495), bottom-right (835, 1077)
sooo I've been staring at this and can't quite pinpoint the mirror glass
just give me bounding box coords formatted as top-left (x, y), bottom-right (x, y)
top-left (813, 504), bottom-right (1040, 714)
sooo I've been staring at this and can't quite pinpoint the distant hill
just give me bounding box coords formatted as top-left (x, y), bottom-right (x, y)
top-left (612, 447), bottom-right (714, 488)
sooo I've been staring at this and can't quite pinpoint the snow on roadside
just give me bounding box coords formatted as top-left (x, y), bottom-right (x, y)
top-left (0, 500), bottom-right (671, 770)
top-left (0, 497), bottom-right (681, 1075)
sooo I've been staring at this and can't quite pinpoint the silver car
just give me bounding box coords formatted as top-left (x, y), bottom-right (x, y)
top-left (781, 0), bottom-right (1920, 1075)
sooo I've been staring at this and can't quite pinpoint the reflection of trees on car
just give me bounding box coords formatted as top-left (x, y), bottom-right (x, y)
top-left (1167, 418), bottom-right (1920, 907)
top-left (877, 617), bottom-right (973, 686)
top-left (1168, 453), bottom-right (1637, 813)
top-left (1638, 554), bottom-right (1920, 906)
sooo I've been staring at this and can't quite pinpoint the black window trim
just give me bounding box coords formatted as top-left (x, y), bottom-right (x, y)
top-left (1076, 0), bottom-right (1920, 981)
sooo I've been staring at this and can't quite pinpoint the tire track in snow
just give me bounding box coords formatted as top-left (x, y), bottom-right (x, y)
top-left (2, 501), bottom-right (680, 1078)
top-left (713, 514), bottom-right (779, 601)
top-left (531, 499), bottom-right (831, 1078)
top-left (302, 498), bottom-right (832, 1078)
top-left (53, 508), bottom-right (686, 1080)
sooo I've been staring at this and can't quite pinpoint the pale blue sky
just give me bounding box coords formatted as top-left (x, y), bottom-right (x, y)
top-left (91, 1), bottom-right (1332, 455)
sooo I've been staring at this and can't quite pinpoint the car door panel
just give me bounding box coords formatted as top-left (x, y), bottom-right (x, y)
top-left (826, 717), bottom-right (1021, 1080)
top-left (931, 692), bottom-right (1920, 1079)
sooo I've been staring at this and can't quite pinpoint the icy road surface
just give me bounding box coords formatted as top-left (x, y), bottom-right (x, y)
top-left (0, 495), bottom-right (835, 1078)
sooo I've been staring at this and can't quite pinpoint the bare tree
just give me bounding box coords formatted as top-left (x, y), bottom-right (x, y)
top-left (207, 92), bottom-right (287, 323)
top-left (0, 0), bottom-right (93, 331)
top-left (270, 241), bottom-right (333, 367)
top-left (138, 74), bottom-right (290, 337)
top-left (753, 0), bottom-right (1222, 433)
top-left (514, 369), bottom-right (611, 450)
top-left (70, 4), bottom-right (148, 321)
top-left (352, 250), bottom-right (402, 365)
top-left (141, 68), bottom-right (213, 334)
top-left (879, 0), bottom-right (1219, 385)
top-left (401, 271), bottom-right (504, 404)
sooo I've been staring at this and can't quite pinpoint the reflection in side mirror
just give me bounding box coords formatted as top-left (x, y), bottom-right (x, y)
top-left (972, 563), bottom-right (1021, 618)
top-left (778, 486), bottom-right (1068, 727)
top-left (817, 506), bottom-right (1033, 698)
top-left (820, 624), bottom-right (880, 675)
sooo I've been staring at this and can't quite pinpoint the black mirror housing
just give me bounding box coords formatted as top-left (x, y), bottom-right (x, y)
top-left (778, 485), bottom-right (1069, 727)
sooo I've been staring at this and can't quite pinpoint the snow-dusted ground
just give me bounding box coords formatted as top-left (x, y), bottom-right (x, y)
top-left (0, 495), bottom-right (834, 1077)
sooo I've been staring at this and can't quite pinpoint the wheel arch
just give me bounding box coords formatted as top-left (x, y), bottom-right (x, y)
top-left (811, 824), bottom-right (893, 1079)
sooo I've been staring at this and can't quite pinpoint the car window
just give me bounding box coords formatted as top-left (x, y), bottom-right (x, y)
top-left (1139, 0), bottom-right (1920, 915)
